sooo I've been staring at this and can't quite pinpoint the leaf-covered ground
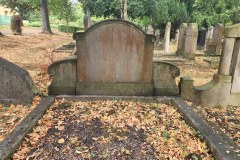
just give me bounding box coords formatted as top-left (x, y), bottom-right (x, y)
top-left (13, 99), bottom-right (213, 159)
top-left (193, 104), bottom-right (240, 146)
top-left (0, 29), bottom-right (71, 142)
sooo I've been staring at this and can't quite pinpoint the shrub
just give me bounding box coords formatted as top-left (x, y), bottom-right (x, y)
top-left (28, 21), bottom-right (42, 27)
top-left (11, 15), bottom-right (23, 35)
top-left (58, 25), bottom-right (83, 34)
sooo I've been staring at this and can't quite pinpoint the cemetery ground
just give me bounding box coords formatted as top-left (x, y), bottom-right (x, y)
top-left (0, 32), bottom-right (239, 159)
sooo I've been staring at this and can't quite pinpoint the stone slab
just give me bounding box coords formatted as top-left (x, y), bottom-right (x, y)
top-left (0, 97), bottom-right (55, 160)
top-left (172, 97), bottom-right (240, 160)
top-left (76, 83), bottom-right (153, 96)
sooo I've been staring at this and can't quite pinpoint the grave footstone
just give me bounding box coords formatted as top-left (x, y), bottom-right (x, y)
top-left (164, 22), bottom-right (171, 53)
top-left (184, 23), bottom-right (198, 60)
top-left (176, 23), bottom-right (187, 56)
top-left (0, 57), bottom-right (35, 104)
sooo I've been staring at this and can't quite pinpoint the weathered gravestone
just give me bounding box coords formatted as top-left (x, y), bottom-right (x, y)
top-left (0, 57), bottom-right (35, 105)
top-left (48, 20), bottom-right (180, 96)
top-left (176, 23), bottom-right (187, 56)
top-left (183, 23), bottom-right (198, 60)
top-left (180, 23), bottom-right (240, 106)
top-left (164, 22), bottom-right (171, 53)
top-left (206, 26), bottom-right (214, 54)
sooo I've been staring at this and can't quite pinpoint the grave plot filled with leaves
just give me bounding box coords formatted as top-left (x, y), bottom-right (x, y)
top-left (13, 99), bottom-right (213, 159)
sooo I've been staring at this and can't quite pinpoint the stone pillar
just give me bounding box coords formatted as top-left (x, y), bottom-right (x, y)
top-left (218, 38), bottom-right (236, 75)
top-left (164, 22), bottom-right (171, 53)
top-left (175, 29), bottom-right (179, 47)
top-left (231, 39), bottom-right (240, 93)
top-left (183, 23), bottom-right (198, 60)
top-left (155, 29), bottom-right (160, 45)
top-left (212, 24), bottom-right (224, 54)
top-left (176, 23), bottom-right (187, 56)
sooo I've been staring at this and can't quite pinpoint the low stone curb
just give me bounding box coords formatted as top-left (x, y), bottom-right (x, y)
top-left (0, 97), bottom-right (55, 160)
top-left (172, 97), bottom-right (240, 160)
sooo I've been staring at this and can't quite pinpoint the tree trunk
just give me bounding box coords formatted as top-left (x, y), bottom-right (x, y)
top-left (120, 0), bottom-right (128, 20)
top-left (40, 0), bottom-right (53, 34)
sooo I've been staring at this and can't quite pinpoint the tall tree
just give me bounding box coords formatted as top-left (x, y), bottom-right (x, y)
top-left (50, 0), bottom-right (75, 31)
top-left (192, 0), bottom-right (240, 27)
top-left (120, 0), bottom-right (128, 20)
top-left (40, 0), bottom-right (52, 34)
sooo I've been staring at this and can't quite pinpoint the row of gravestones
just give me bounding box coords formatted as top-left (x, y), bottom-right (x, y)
top-left (147, 22), bottom-right (199, 59)
top-left (149, 22), bottom-right (224, 59)
top-left (0, 19), bottom-right (239, 107)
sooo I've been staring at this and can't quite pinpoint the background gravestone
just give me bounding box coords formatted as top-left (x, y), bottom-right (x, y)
top-left (155, 29), bottom-right (160, 45)
top-left (184, 23), bottom-right (198, 60)
top-left (206, 26), bottom-right (214, 53)
top-left (175, 29), bottom-right (179, 47)
top-left (164, 22), bottom-right (171, 53)
top-left (197, 27), bottom-right (207, 50)
top-left (212, 24), bottom-right (224, 54)
top-left (146, 25), bottom-right (154, 34)
top-left (0, 57), bottom-right (35, 104)
top-left (176, 23), bottom-right (187, 56)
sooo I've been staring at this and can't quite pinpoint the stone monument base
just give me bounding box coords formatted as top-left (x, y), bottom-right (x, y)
top-left (76, 83), bottom-right (153, 96)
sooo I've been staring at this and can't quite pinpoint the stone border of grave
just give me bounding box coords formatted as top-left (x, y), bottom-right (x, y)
top-left (0, 96), bottom-right (239, 160)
